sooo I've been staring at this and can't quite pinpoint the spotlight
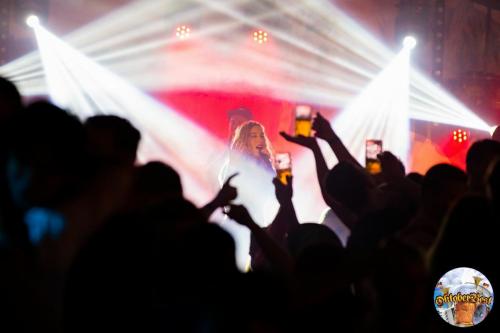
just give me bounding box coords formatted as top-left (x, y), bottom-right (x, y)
top-left (334, 48), bottom-right (412, 165)
top-left (403, 36), bottom-right (417, 50)
top-left (26, 15), bottom-right (40, 28)
top-left (253, 30), bottom-right (268, 44)
top-left (175, 25), bottom-right (190, 40)
top-left (489, 125), bottom-right (498, 137)
top-left (452, 129), bottom-right (468, 143)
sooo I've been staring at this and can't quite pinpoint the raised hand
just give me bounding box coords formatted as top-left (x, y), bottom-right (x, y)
top-left (378, 151), bottom-right (405, 181)
top-left (224, 204), bottom-right (254, 227)
top-left (273, 175), bottom-right (293, 205)
top-left (280, 131), bottom-right (317, 149)
top-left (312, 112), bottom-right (336, 141)
top-left (214, 172), bottom-right (238, 207)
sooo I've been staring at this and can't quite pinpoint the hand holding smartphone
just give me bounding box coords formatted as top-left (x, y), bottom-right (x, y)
top-left (365, 140), bottom-right (382, 174)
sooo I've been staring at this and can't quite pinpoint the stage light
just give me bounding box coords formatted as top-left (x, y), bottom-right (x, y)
top-left (32, 24), bottom-right (282, 270)
top-left (15, 0), bottom-right (494, 271)
top-left (26, 15), bottom-right (40, 28)
top-left (175, 25), bottom-right (191, 39)
top-left (452, 129), bottom-right (468, 143)
top-left (489, 125), bottom-right (498, 136)
top-left (333, 47), bottom-right (412, 166)
top-left (199, 0), bottom-right (490, 131)
top-left (403, 36), bottom-right (417, 50)
top-left (2, 0), bottom-right (492, 155)
top-left (0, 0), bottom-right (491, 137)
top-left (3, 0), bottom-right (491, 170)
top-left (1, 0), bottom-right (490, 150)
top-left (253, 30), bottom-right (268, 44)
top-left (32, 23), bottom-right (226, 199)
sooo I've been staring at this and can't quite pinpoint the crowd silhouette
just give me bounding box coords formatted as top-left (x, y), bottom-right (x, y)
top-left (0, 75), bottom-right (498, 332)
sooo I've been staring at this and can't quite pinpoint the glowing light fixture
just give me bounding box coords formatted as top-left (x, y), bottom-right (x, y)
top-left (452, 129), bottom-right (468, 143)
top-left (253, 29), bottom-right (268, 44)
top-left (175, 25), bottom-right (191, 39)
top-left (489, 125), bottom-right (498, 136)
top-left (26, 15), bottom-right (40, 28)
top-left (0, 1), bottom-right (490, 138)
top-left (0, 0), bottom-right (492, 137)
top-left (333, 47), bottom-right (412, 166)
top-left (32, 23), bottom-right (284, 270)
top-left (403, 36), bottom-right (417, 50)
top-left (18, 0), bottom-right (494, 271)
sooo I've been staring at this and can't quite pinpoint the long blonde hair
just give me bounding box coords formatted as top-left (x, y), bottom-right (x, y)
top-left (230, 121), bottom-right (273, 159)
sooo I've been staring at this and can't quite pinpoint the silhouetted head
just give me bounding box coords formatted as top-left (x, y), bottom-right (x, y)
top-left (84, 115), bottom-right (140, 166)
top-left (0, 76), bottom-right (22, 126)
top-left (152, 205), bottom-right (238, 295)
top-left (466, 139), bottom-right (500, 192)
top-left (130, 161), bottom-right (183, 209)
top-left (487, 159), bottom-right (500, 206)
top-left (176, 222), bottom-right (237, 276)
top-left (421, 163), bottom-right (467, 217)
top-left (406, 172), bottom-right (424, 185)
top-left (136, 161), bottom-right (182, 196)
top-left (7, 101), bottom-right (85, 207)
top-left (287, 223), bottom-right (342, 260)
top-left (325, 162), bottom-right (375, 213)
top-left (288, 224), bottom-right (348, 289)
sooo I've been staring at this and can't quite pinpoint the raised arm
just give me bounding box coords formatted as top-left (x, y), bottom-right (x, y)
top-left (279, 132), bottom-right (356, 230)
top-left (280, 132), bottom-right (342, 211)
top-left (201, 173), bottom-right (238, 218)
top-left (226, 204), bottom-right (294, 274)
top-left (266, 175), bottom-right (299, 240)
top-left (279, 132), bottom-right (331, 206)
top-left (313, 112), bottom-right (362, 168)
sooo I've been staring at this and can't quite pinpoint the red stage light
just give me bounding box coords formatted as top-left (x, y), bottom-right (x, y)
top-left (175, 25), bottom-right (191, 39)
top-left (253, 30), bottom-right (268, 44)
top-left (452, 129), bottom-right (469, 143)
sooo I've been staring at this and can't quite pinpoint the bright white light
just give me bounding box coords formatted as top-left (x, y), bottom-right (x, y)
top-left (1, 0), bottom-right (490, 137)
top-left (403, 36), bottom-right (417, 50)
top-left (26, 15), bottom-right (40, 28)
top-left (21, 0), bottom-right (494, 270)
top-left (33, 24), bottom-right (283, 270)
top-left (490, 126), bottom-right (498, 136)
top-left (333, 48), bottom-right (412, 166)
top-left (33, 25), bottom-right (225, 198)
top-left (4, 0), bottom-right (491, 182)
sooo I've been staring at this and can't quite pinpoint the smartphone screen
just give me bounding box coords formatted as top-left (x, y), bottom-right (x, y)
top-left (274, 152), bottom-right (292, 184)
top-left (365, 140), bottom-right (382, 174)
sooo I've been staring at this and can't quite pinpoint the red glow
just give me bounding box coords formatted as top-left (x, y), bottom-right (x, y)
top-left (434, 128), bottom-right (472, 170)
top-left (152, 89), bottom-right (337, 154)
top-left (151, 89), bottom-right (473, 173)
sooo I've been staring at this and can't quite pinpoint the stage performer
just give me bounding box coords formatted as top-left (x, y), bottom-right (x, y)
top-left (218, 121), bottom-right (277, 270)
top-left (219, 120), bottom-right (274, 184)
